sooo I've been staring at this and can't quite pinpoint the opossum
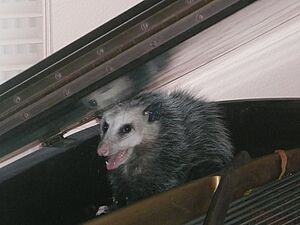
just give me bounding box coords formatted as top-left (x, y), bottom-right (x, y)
top-left (97, 90), bottom-right (233, 209)
top-left (82, 53), bottom-right (170, 111)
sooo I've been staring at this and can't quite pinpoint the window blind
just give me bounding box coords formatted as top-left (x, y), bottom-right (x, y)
top-left (0, 0), bottom-right (45, 84)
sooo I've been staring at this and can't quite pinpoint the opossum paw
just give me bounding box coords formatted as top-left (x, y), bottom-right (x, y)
top-left (95, 205), bottom-right (109, 216)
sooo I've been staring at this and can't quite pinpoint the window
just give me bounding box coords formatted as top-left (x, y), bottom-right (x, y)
top-left (0, 0), bottom-right (46, 84)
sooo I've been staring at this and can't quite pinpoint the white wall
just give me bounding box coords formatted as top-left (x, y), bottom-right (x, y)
top-left (159, 0), bottom-right (300, 101)
top-left (48, 0), bottom-right (142, 53)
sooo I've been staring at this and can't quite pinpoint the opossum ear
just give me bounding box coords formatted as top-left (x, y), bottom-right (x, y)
top-left (143, 102), bottom-right (162, 122)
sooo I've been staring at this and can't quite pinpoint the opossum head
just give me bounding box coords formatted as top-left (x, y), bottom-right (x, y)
top-left (97, 101), bottom-right (162, 170)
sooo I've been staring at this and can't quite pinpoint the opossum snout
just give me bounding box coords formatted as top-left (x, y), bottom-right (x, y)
top-left (97, 143), bottom-right (110, 156)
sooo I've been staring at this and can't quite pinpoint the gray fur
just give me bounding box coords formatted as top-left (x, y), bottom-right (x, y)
top-left (97, 90), bottom-right (233, 208)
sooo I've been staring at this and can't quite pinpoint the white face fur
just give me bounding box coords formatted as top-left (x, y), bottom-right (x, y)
top-left (97, 105), bottom-right (160, 170)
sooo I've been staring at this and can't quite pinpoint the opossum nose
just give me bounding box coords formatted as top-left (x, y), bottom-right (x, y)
top-left (97, 144), bottom-right (110, 156)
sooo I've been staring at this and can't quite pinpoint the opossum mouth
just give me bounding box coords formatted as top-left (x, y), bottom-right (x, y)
top-left (105, 149), bottom-right (129, 170)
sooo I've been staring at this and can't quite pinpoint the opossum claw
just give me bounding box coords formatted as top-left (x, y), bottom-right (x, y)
top-left (95, 205), bottom-right (109, 216)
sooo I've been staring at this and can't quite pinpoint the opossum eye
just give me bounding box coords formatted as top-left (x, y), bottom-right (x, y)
top-left (119, 124), bottom-right (132, 135)
top-left (102, 121), bottom-right (109, 133)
